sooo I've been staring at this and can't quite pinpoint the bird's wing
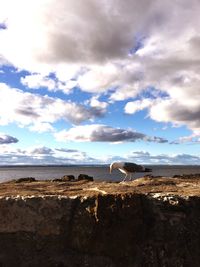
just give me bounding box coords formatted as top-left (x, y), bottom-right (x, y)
top-left (124, 162), bottom-right (143, 172)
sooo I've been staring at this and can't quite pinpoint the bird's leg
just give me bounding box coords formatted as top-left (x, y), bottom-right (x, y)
top-left (123, 173), bottom-right (127, 182)
top-left (130, 172), bottom-right (135, 181)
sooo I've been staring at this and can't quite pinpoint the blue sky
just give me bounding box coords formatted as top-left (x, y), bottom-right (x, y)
top-left (0, 0), bottom-right (200, 165)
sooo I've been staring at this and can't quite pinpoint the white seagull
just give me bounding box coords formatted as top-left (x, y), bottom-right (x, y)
top-left (110, 162), bottom-right (152, 181)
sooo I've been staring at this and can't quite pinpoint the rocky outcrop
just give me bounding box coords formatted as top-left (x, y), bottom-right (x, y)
top-left (52, 174), bottom-right (75, 182)
top-left (0, 176), bottom-right (200, 266)
top-left (15, 177), bottom-right (36, 183)
top-left (78, 173), bottom-right (94, 181)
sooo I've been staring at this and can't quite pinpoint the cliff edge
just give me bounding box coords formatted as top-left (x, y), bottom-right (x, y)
top-left (0, 176), bottom-right (200, 267)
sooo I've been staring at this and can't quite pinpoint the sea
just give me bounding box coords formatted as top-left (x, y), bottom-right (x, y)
top-left (1, 165), bottom-right (200, 183)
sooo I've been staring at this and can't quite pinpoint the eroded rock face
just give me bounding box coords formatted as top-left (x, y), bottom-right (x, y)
top-left (0, 177), bottom-right (200, 266)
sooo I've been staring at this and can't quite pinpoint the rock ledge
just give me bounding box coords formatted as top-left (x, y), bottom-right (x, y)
top-left (0, 176), bottom-right (200, 266)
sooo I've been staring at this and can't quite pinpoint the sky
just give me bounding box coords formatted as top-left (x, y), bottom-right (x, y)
top-left (0, 0), bottom-right (200, 165)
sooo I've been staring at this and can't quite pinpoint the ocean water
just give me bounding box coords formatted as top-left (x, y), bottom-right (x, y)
top-left (1, 165), bottom-right (200, 183)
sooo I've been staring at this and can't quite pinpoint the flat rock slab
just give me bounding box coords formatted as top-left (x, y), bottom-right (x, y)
top-left (0, 176), bottom-right (200, 198)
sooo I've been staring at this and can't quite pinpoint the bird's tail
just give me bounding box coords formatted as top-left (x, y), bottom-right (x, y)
top-left (144, 168), bottom-right (152, 172)
top-left (110, 164), bottom-right (113, 174)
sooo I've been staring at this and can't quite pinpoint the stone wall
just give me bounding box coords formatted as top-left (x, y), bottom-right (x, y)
top-left (0, 178), bottom-right (200, 266)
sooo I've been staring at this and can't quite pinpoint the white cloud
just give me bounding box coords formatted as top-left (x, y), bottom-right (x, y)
top-left (89, 97), bottom-right (108, 109)
top-left (127, 151), bottom-right (200, 165)
top-left (29, 146), bottom-right (54, 155)
top-left (76, 61), bottom-right (144, 97)
top-left (0, 143), bottom-right (200, 165)
top-left (77, 64), bottom-right (119, 93)
top-left (0, 0), bottom-right (157, 69)
top-left (125, 98), bottom-right (153, 114)
top-left (1, 0), bottom-right (200, 138)
top-left (21, 72), bottom-right (78, 94)
top-left (56, 80), bottom-right (77, 94)
top-left (0, 145), bottom-right (94, 165)
top-left (171, 133), bottom-right (200, 144)
top-left (0, 83), bottom-right (107, 130)
top-left (149, 97), bottom-right (200, 133)
top-left (55, 124), bottom-right (167, 143)
top-left (124, 93), bottom-right (200, 137)
top-left (21, 74), bottom-right (56, 91)
top-left (29, 122), bottom-right (55, 133)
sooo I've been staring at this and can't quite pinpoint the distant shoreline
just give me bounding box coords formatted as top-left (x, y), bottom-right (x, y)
top-left (0, 164), bottom-right (200, 168)
top-left (1, 165), bottom-right (200, 183)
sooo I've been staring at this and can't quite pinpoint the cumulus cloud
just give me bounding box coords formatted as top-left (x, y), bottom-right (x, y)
top-left (55, 124), bottom-right (168, 143)
top-left (125, 96), bottom-right (200, 136)
top-left (149, 98), bottom-right (200, 128)
top-left (0, 144), bottom-right (199, 165)
top-left (0, 145), bottom-right (94, 165)
top-left (29, 122), bottom-right (54, 133)
top-left (0, 0), bottom-right (156, 68)
top-left (1, 0), bottom-right (200, 137)
top-left (0, 0), bottom-right (196, 67)
top-left (125, 98), bottom-right (153, 114)
top-left (30, 146), bottom-right (54, 155)
top-left (21, 72), bottom-right (78, 94)
top-left (75, 62), bottom-right (145, 98)
top-left (21, 74), bottom-right (56, 91)
top-left (127, 151), bottom-right (200, 165)
top-left (0, 133), bottom-right (18, 144)
top-left (88, 96), bottom-right (108, 110)
top-left (0, 83), bottom-right (107, 130)
top-left (85, 96), bottom-right (109, 118)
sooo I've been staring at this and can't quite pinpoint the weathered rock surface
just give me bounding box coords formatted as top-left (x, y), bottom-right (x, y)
top-left (52, 174), bottom-right (75, 182)
top-left (78, 173), bottom-right (94, 181)
top-left (15, 177), bottom-right (36, 183)
top-left (0, 176), bottom-right (200, 266)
